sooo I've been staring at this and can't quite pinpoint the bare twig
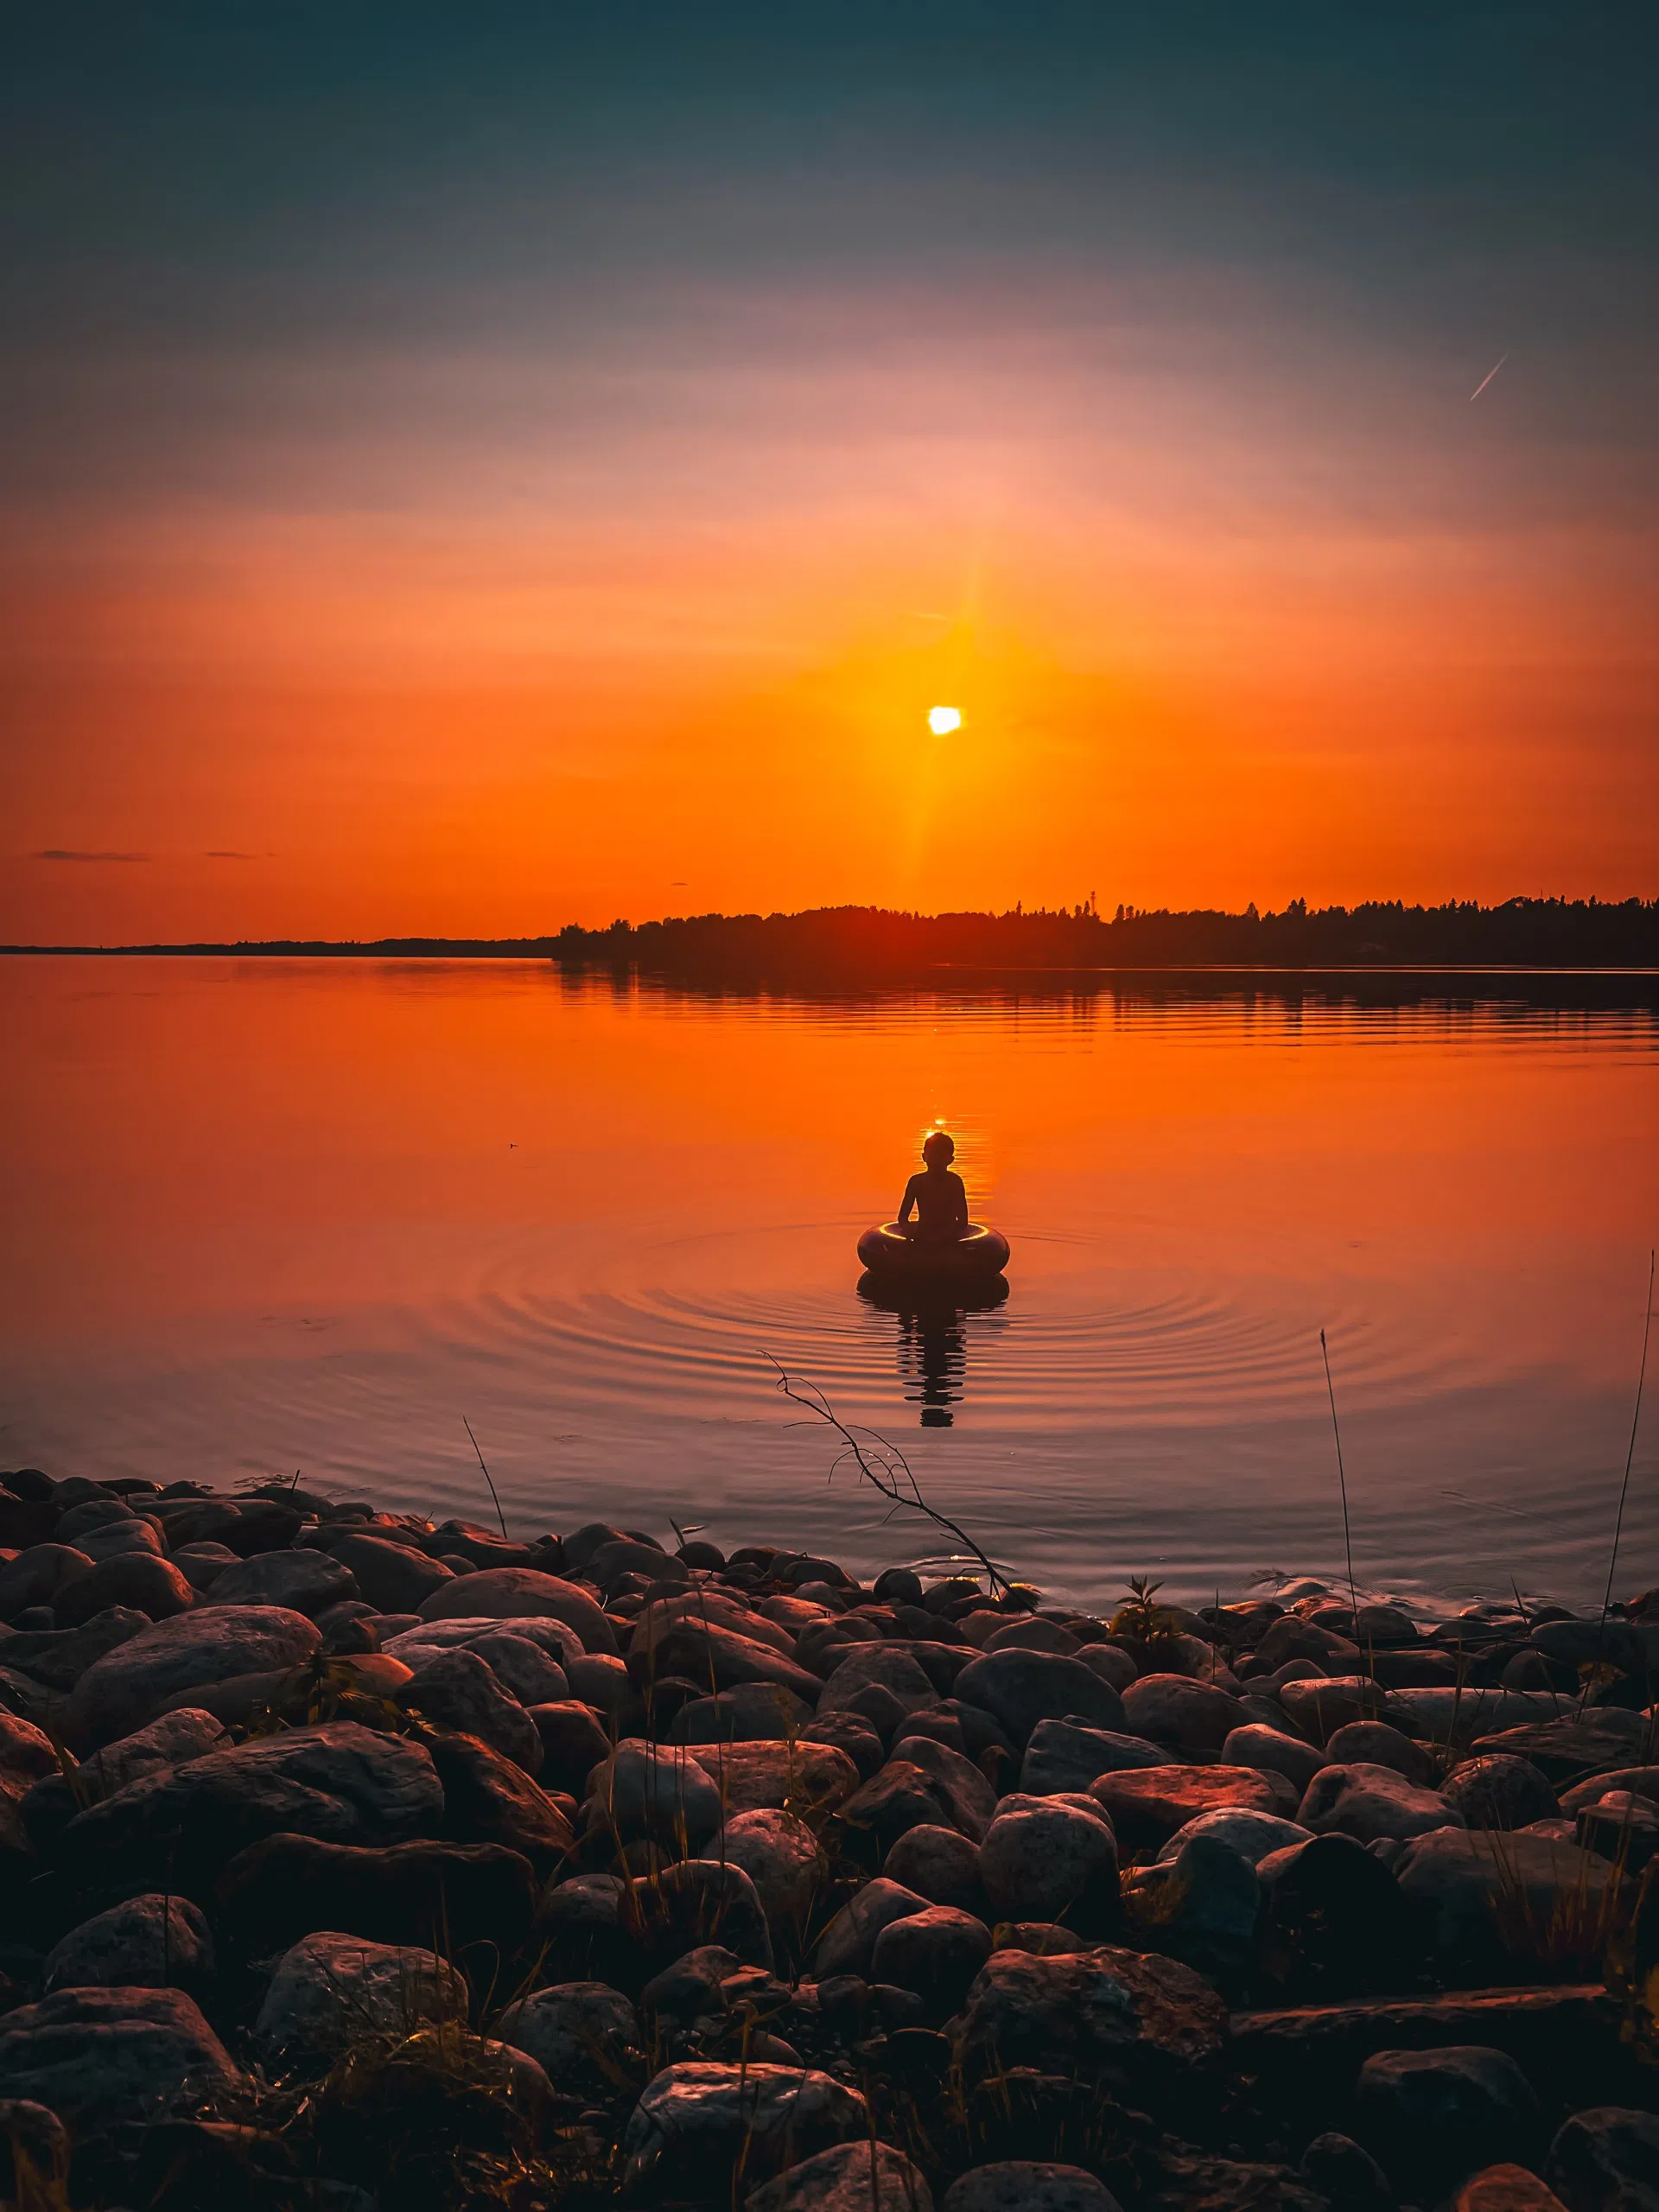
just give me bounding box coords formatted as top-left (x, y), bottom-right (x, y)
top-left (767, 1356), bottom-right (1006, 1594)
top-left (461, 1416), bottom-right (508, 1541)
top-left (1592, 1249), bottom-right (1656, 1668)
top-left (1320, 1327), bottom-right (1361, 1626)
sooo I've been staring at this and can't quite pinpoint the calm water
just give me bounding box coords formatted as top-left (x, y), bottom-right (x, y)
top-left (3, 957), bottom-right (1656, 1613)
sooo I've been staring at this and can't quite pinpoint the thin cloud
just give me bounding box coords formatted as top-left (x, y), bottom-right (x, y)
top-left (34, 848), bottom-right (149, 862)
top-left (205, 849), bottom-right (259, 859)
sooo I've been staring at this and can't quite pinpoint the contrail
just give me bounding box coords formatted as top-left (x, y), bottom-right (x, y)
top-left (1470, 353), bottom-right (1508, 401)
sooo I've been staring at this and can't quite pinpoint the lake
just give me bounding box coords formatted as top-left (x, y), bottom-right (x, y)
top-left (3, 955), bottom-right (1656, 1614)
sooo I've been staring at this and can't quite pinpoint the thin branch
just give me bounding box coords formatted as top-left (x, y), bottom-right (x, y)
top-left (1320, 1327), bottom-right (1361, 1627)
top-left (766, 1356), bottom-right (1007, 1594)
top-left (461, 1415), bottom-right (508, 1541)
top-left (1596, 1247), bottom-right (1656, 1639)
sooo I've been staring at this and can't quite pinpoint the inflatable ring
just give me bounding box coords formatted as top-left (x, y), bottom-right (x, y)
top-left (855, 1222), bottom-right (1011, 1281)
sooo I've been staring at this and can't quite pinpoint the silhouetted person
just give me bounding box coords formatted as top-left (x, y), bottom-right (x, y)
top-left (899, 1130), bottom-right (969, 1244)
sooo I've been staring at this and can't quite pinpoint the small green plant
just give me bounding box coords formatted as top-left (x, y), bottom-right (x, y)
top-left (1108, 1575), bottom-right (1185, 1664)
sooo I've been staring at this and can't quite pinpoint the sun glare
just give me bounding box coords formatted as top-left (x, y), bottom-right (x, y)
top-left (928, 705), bottom-right (962, 735)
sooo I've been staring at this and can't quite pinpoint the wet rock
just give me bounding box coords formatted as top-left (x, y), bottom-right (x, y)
top-left (19, 1704), bottom-right (226, 1849)
top-left (871, 1904), bottom-right (994, 2021)
top-left (944, 2164), bottom-right (1119, 2212)
top-left (67, 1604), bottom-right (322, 1745)
top-left (884, 1822), bottom-right (984, 1911)
top-left (1092, 1764), bottom-right (1299, 1853)
top-left (842, 1745), bottom-right (995, 1850)
top-left (386, 1613), bottom-right (586, 1669)
top-left (874, 1569), bottom-right (925, 1607)
top-left (416, 1567), bottom-right (619, 1652)
top-left (1279, 1678), bottom-right (1391, 1743)
top-left (982, 1618), bottom-right (1079, 1657)
top-left (400, 1647), bottom-right (544, 1774)
top-left (671, 1682), bottom-right (814, 1742)
top-left (254, 1930), bottom-right (467, 2069)
top-left (530, 1699), bottom-right (613, 1796)
top-left (1132, 1831), bottom-right (1260, 1984)
top-left (42, 1892), bottom-right (213, 1997)
top-left (0, 1986), bottom-right (243, 2126)
top-left (715, 1808), bottom-right (825, 1926)
top-left (319, 1531), bottom-right (457, 1613)
top-left (54, 1551), bottom-right (196, 1628)
top-left (1298, 1764), bottom-right (1464, 1844)
top-left (427, 1732), bottom-right (574, 1871)
top-left (1122, 1674), bottom-right (1249, 1755)
top-left (1300, 2131), bottom-right (1394, 2212)
top-left (1560, 1766), bottom-right (1659, 1816)
top-left (446, 1629), bottom-right (565, 1706)
top-left (1324, 1723), bottom-right (1432, 1783)
top-left (956, 1651), bottom-right (1126, 1746)
top-left (639, 1941), bottom-right (742, 2023)
top-left (219, 1832), bottom-right (538, 1955)
top-left (1077, 1644), bottom-right (1139, 1694)
top-left (951, 1944), bottom-right (1226, 2094)
top-left (1218, 1725), bottom-right (1328, 1793)
top-left (747, 2138), bottom-right (934, 2212)
top-left (209, 1548), bottom-right (358, 1616)
top-left (496, 1980), bottom-right (643, 2096)
top-left (1457, 2169), bottom-right (1569, 2212)
top-left (687, 1738), bottom-right (861, 1819)
top-left (587, 1739), bottom-right (725, 1844)
top-left (1548, 2106), bottom-right (1659, 2212)
top-left (170, 1541), bottom-right (240, 1592)
top-left (818, 1644), bottom-right (942, 1718)
top-left (61, 1719), bottom-right (443, 1893)
top-left (979, 1802), bottom-right (1119, 1930)
top-left (644, 1618), bottom-right (824, 1703)
top-left (1475, 1714), bottom-right (1659, 1786)
top-left (1256, 1831), bottom-right (1421, 1996)
top-left (1382, 1688), bottom-right (1562, 1747)
top-left (0, 1544), bottom-right (95, 1619)
top-left (814, 1878), bottom-right (930, 1977)
top-left (1394, 1827), bottom-right (1619, 1973)
top-left (1355, 2045), bottom-right (1539, 2195)
top-left (1154, 1808), bottom-right (1310, 1866)
top-left (1020, 1718), bottom-right (1171, 1794)
top-left (988, 1922), bottom-right (1088, 1956)
top-left (622, 2061), bottom-right (868, 2194)
top-left (1443, 1756), bottom-right (1560, 1833)
top-left (1574, 1791), bottom-right (1659, 1870)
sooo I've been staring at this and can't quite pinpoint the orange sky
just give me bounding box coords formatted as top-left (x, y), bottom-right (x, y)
top-left (3, 13), bottom-right (1655, 942)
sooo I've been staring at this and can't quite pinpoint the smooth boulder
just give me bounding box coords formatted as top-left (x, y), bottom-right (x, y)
top-left (67, 1605), bottom-right (322, 1746)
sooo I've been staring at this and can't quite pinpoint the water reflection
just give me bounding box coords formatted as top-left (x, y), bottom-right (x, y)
top-left (857, 1272), bottom-right (1011, 1426)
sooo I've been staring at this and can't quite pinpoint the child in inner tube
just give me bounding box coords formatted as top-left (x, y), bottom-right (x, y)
top-left (899, 1130), bottom-right (969, 1244)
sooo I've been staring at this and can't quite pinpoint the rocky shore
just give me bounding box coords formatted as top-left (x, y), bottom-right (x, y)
top-left (2, 1468), bottom-right (1658, 2212)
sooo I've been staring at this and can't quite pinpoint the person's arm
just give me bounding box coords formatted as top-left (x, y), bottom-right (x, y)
top-left (950, 1173), bottom-right (969, 1230)
top-left (898, 1173), bottom-right (920, 1228)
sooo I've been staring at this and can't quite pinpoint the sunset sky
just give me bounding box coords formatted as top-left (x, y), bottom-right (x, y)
top-left (3, 3), bottom-right (1655, 943)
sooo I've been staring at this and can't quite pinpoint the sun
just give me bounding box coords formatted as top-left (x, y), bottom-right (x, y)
top-left (927, 704), bottom-right (962, 735)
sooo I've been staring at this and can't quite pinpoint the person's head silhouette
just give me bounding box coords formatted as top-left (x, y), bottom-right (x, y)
top-left (922, 1129), bottom-right (955, 1168)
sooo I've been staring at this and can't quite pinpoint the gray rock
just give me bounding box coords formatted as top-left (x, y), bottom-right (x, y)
top-left (1548, 2106), bottom-right (1659, 2212)
top-left (1298, 1764), bottom-right (1465, 1844)
top-left (956, 1651), bottom-right (1126, 1746)
top-left (73, 1518), bottom-right (162, 1562)
top-left (813, 1878), bottom-right (929, 1978)
top-left (67, 1605), bottom-right (322, 1745)
top-left (385, 1614), bottom-right (586, 1670)
top-left (818, 1645), bottom-right (940, 1719)
top-left (400, 1648), bottom-right (544, 1774)
top-left (893, 1735), bottom-right (998, 1840)
top-left (1394, 1827), bottom-right (1621, 1969)
top-left (943, 2163), bottom-right (1122, 2212)
top-left (1121, 1674), bottom-right (1248, 1755)
top-left (642, 1617), bottom-right (825, 1704)
top-left (54, 1497), bottom-right (135, 1541)
top-left (1279, 1677), bottom-right (1391, 1743)
top-left (1020, 1719), bottom-right (1170, 1794)
top-left (1220, 1725), bottom-right (1329, 1794)
top-left (1134, 1831), bottom-right (1259, 1981)
top-left (978, 1802), bottom-right (1118, 1929)
top-left (54, 1552), bottom-right (196, 1629)
top-left (1300, 2131), bottom-right (1394, 2212)
top-left (1575, 1792), bottom-right (1659, 1871)
top-left (209, 1548), bottom-right (358, 1617)
top-left (322, 1532), bottom-right (457, 1613)
top-left (623, 2061), bottom-right (868, 2192)
top-left (0, 1543), bottom-right (95, 1618)
top-left (1325, 1722), bottom-right (1432, 1782)
top-left (747, 2139), bottom-right (934, 2212)
top-left (60, 1720), bottom-right (443, 1891)
top-left (871, 1904), bottom-right (993, 2022)
top-left (0, 1606), bottom-right (150, 1694)
top-left (950, 1944), bottom-right (1226, 2087)
top-left (565, 1653), bottom-right (635, 1719)
top-left (714, 1808), bottom-right (825, 1926)
top-left (586, 1739), bottom-right (725, 1844)
top-left (1154, 1808), bottom-right (1310, 1866)
top-left (1382, 1688), bottom-right (1562, 1746)
top-left (416, 1568), bottom-right (619, 1654)
top-left (170, 1542), bottom-right (239, 1592)
top-left (882, 1822), bottom-right (984, 1911)
top-left (253, 1929), bottom-right (466, 2067)
top-left (0, 1986), bottom-right (243, 2125)
top-left (1356, 2045), bottom-right (1538, 2192)
top-left (1090, 1764), bottom-right (1300, 1852)
top-left (671, 1682), bottom-right (814, 1742)
top-left (994, 1789), bottom-right (1116, 1835)
top-left (496, 1980), bottom-right (643, 2095)
top-left (42, 1892), bottom-right (214, 1998)
top-left (1442, 1755), bottom-right (1560, 1832)
top-left (982, 1619), bottom-right (1078, 1657)
top-left (647, 1859), bottom-right (774, 1971)
top-left (1075, 1645), bottom-right (1138, 1694)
